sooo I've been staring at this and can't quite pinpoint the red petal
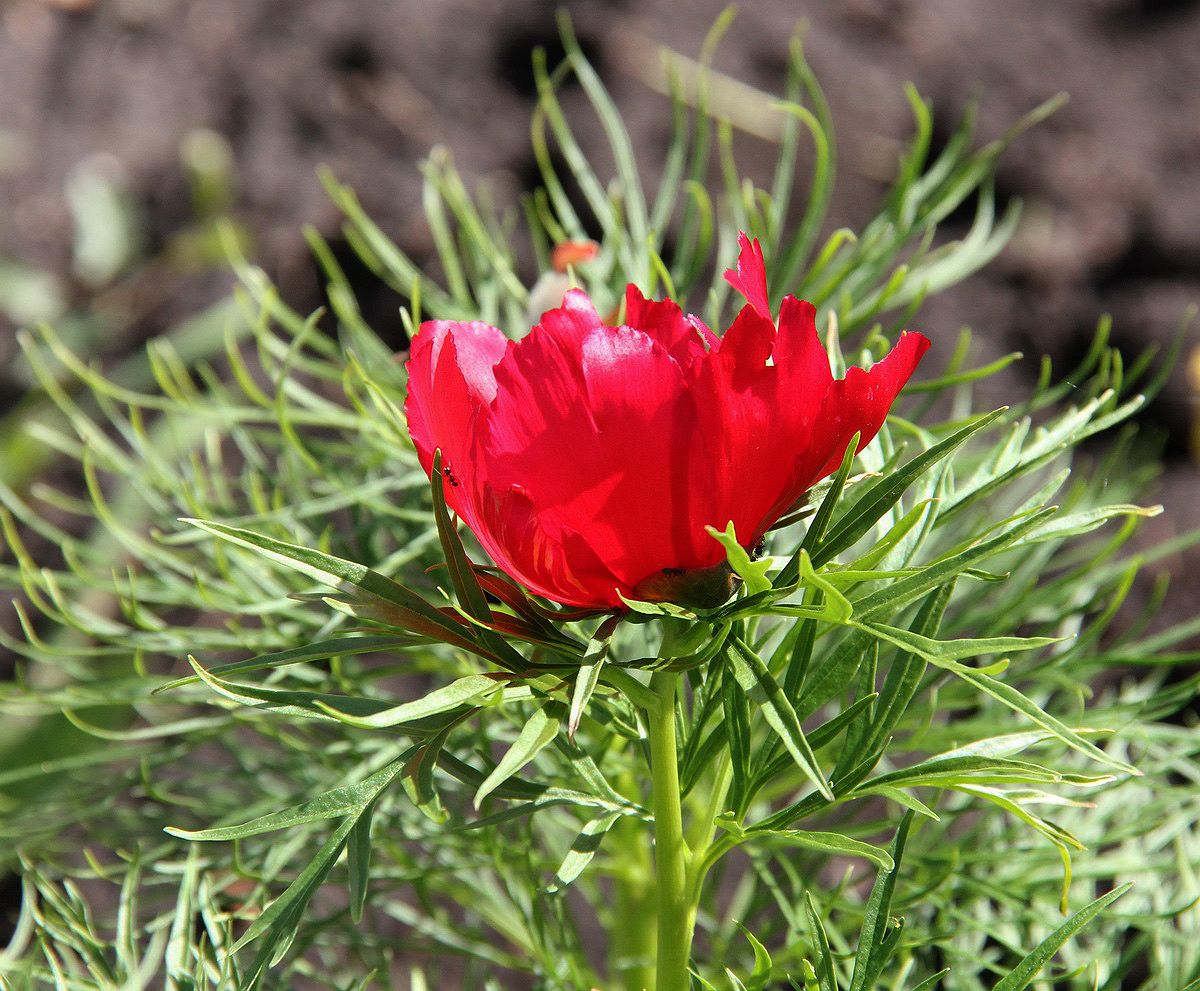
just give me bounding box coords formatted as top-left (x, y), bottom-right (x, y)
top-left (470, 483), bottom-right (628, 607)
top-left (687, 316), bottom-right (784, 560)
top-left (404, 320), bottom-right (509, 480)
top-left (487, 296), bottom-right (705, 591)
top-left (624, 284), bottom-right (717, 365)
top-left (723, 232), bottom-right (771, 320)
top-left (773, 297), bottom-right (833, 398)
top-left (807, 331), bottom-right (931, 481)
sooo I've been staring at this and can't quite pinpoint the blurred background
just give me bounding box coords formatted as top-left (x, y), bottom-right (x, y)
top-left (0, 0), bottom-right (1197, 621)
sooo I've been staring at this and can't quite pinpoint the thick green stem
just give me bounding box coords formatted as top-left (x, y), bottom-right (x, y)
top-left (648, 670), bottom-right (693, 991)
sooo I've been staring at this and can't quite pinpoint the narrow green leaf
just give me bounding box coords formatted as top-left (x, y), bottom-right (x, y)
top-left (833, 641), bottom-right (878, 780)
top-left (797, 551), bottom-right (853, 623)
top-left (942, 659), bottom-right (1135, 774)
top-left (734, 921), bottom-right (773, 991)
top-left (155, 635), bottom-right (413, 693)
top-left (992, 882), bottom-right (1133, 991)
top-left (723, 661), bottom-right (754, 813)
top-left (569, 614), bottom-right (621, 739)
top-left (729, 638), bottom-right (833, 800)
top-left (854, 508), bottom-right (1056, 621)
top-left (402, 720), bottom-right (461, 823)
top-left (813, 408), bottom-right (1007, 567)
top-left (235, 813), bottom-right (358, 978)
top-left (804, 692), bottom-right (879, 754)
top-left (548, 811), bottom-right (621, 891)
top-left (777, 433), bottom-right (859, 587)
top-left (803, 891), bottom-right (837, 991)
top-left (231, 761), bottom-right (409, 980)
top-left (865, 754), bottom-right (1080, 791)
top-left (166, 758), bottom-right (405, 841)
top-left (857, 622), bottom-right (1058, 663)
top-left (430, 449), bottom-right (494, 624)
top-left (859, 582), bottom-right (952, 759)
top-left (869, 785), bottom-right (940, 820)
top-left (184, 654), bottom-right (396, 723)
top-left (745, 828), bottom-right (895, 871)
top-left (474, 705), bottom-right (562, 808)
top-left (461, 787), bottom-right (643, 829)
top-left (794, 628), bottom-right (873, 722)
top-left (316, 673), bottom-right (504, 729)
top-left (346, 796), bottom-right (377, 923)
top-left (181, 518), bottom-right (495, 661)
top-left (708, 521), bottom-right (771, 594)
top-left (848, 812), bottom-right (913, 991)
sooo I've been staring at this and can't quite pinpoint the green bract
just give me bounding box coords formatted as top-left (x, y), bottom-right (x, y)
top-left (1, 14), bottom-right (1197, 991)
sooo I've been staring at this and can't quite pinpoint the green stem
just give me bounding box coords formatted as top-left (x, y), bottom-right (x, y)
top-left (609, 813), bottom-right (655, 991)
top-left (686, 751), bottom-right (732, 855)
top-left (648, 669), bottom-right (693, 991)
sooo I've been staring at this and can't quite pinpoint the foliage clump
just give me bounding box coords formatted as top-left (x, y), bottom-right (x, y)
top-left (1, 17), bottom-right (1197, 991)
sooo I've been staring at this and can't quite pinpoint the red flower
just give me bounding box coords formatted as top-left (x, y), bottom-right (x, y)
top-left (404, 233), bottom-right (930, 609)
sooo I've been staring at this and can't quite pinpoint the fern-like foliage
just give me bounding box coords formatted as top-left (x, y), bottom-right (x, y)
top-left (1, 16), bottom-right (1197, 991)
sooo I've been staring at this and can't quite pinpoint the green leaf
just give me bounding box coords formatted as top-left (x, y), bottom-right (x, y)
top-left (853, 507), bottom-right (1057, 621)
top-left (429, 450), bottom-right (525, 681)
top-left (796, 550), bottom-right (853, 623)
top-left (864, 754), bottom-right (1084, 791)
top-left (803, 891), bottom-right (837, 991)
top-left (722, 660), bottom-right (754, 813)
top-left (401, 719), bottom-right (461, 823)
top-left (569, 614), bottom-right (621, 739)
top-left (346, 796), bottom-right (378, 923)
top-left (548, 811), bottom-right (621, 891)
top-left (847, 812), bottom-right (913, 991)
top-left (316, 673), bottom-right (505, 729)
top-left (236, 813), bottom-right (359, 980)
top-left (940, 659), bottom-right (1135, 774)
top-left (813, 408), bottom-right (1007, 567)
top-left (707, 521), bottom-right (771, 595)
top-left (734, 921), bottom-right (773, 991)
top-left (166, 758), bottom-right (406, 841)
top-left (743, 828), bottom-right (895, 871)
top-left (794, 628), bottom-right (873, 722)
top-left (474, 705), bottom-right (562, 808)
top-left (229, 760), bottom-right (407, 982)
top-left (728, 638), bottom-right (833, 801)
top-left (992, 882), bottom-right (1133, 991)
top-left (461, 786), bottom-right (644, 830)
top-left (868, 785), bottom-right (940, 820)
top-left (856, 622), bottom-right (1058, 663)
top-left (154, 635), bottom-right (415, 693)
top-left (858, 582), bottom-right (952, 760)
top-left (181, 518), bottom-right (501, 663)
top-left (184, 654), bottom-right (397, 723)
top-left (777, 433), bottom-right (858, 587)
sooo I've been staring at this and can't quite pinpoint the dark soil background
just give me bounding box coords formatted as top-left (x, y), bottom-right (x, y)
top-left (0, 0), bottom-right (1197, 615)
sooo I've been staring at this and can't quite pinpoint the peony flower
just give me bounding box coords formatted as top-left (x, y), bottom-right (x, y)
top-left (404, 233), bottom-right (929, 609)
